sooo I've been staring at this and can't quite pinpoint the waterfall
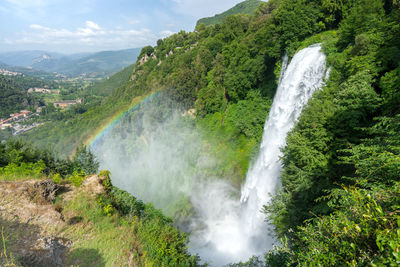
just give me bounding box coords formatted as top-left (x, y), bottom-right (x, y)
top-left (189, 44), bottom-right (328, 266)
top-left (239, 44), bottom-right (327, 236)
top-left (93, 44), bottom-right (328, 266)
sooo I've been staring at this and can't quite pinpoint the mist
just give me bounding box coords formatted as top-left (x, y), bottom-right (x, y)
top-left (92, 93), bottom-right (273, 266)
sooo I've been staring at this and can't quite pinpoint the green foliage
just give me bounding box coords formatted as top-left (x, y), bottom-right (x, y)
top-left (380, 66), bottom-right (400, 114)
top-left (99, 170), bottom-right (112, 191)
top-left (68, 170), bottom-right (86, 187)
top-left (11, 1), bottom-right (400, 264)
top-left (338, 0), bottom-right (385, 49)
top-left (72, 145), bottom-right (99, 175)
top-left (1, 227), bottom-right (19, 267)
top-left (95, 183), bottom-right (201, 266)
top-left (96, 194), bottom-right (116, 216)
top-left (139, 45), bottom-right (155, 58)
top-left (267, 184), bottom-right (400, 266)
top-left (52, 173), bottom-right (62, 184)
top-left (0, 159), bottom-right (46, 181)
top-left (0, 75), bottom-right (43, 118)
top-left (227, 256), bottom-right (264, 267)
top-left (265, 2), bottom-right (400, 265)
top-left (86, 64), bottom-right (134, 97)
top-left (197, 0), bottom-right (262, 26)
top-left (20, 65), bottom-right (136, 156)
top-left (196, 90), bottom-right (271, 186)
top-left (109, 188), bottom-right (146, 218)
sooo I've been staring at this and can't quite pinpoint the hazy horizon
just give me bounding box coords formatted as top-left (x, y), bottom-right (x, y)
top-left (0, 0), bottom-right (246, 54)
top-left (0, 47), bottom-right (143, 56)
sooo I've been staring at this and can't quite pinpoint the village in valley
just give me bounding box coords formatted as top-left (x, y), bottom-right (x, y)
top-left (0, 85), bottom-right (82, 136)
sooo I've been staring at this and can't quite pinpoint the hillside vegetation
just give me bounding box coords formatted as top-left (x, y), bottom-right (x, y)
top-left (17, 0), bottom-right (400, 265)
top-left (0, 141), bottom-right (200, 266)
top-left (196, 0), bottom-right (263, 26)
top-left (86, 64), bottom-right (135, 97)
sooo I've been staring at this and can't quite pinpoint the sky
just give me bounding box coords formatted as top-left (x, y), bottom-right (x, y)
top-left (0, 0), bottom-right (246, 54)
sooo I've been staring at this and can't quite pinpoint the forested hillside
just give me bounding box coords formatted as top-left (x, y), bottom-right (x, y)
top-left (86, 64), bottom-right (135, 97)
top-left (18, 0), bottom-right (400, 265)
top-left (196, 0), bottom-right (262, 26)
top-left (0, 75), bottom-right (45, 118)
top-left (263, 0), bottom-right (400, 265)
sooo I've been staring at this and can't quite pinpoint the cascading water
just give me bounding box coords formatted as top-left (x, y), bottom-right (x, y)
top-left (239, 44), bottom-right (327, 237)
top-left (93, 44), bottom-right (328, 266)
top-left (189, 44), bottom-right (328, 265)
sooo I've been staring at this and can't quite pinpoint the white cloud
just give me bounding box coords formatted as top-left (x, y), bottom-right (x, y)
top-left (7, 21), bottom-right (170, 51)
top-left (85, 20), bottom-right (100, 30)
top-left (29, 24), bottom-right (48, 30)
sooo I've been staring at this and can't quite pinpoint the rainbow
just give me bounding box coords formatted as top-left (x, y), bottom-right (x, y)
top-left (85, 92), bottom-right (160, 148)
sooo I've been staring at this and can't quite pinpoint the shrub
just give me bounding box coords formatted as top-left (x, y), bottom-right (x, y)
top-left (68, 171), bottom-right (86, 187)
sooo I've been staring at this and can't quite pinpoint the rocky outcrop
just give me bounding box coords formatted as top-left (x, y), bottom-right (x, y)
top-left (0, 175), bottom-right (105, 266)
top-left (33, 179), bottom-right (60, 203)
top-left (138, 52), bottom-right (157, 66)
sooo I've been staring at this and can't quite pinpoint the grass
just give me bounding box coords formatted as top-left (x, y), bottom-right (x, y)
top-left (0, 227), bottom-right (19, 267)
top-left (61, 192), bottom-right (141, 266)
top-left (0, 174), bottom-right (43, 182)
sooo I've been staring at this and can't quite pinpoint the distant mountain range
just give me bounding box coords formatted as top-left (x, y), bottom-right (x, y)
top-left (0, 48), bottom-right (141, 78)
top-left (196, 0), bottom-right (262, 26)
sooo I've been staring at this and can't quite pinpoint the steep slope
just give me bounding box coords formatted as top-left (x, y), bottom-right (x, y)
top-left (196, 0), bottom-right (262, 26)
top-left (0, 175), bottom-right (198, 266)
top-left (0, 141), bottom-right (199, 266)
top-left (86, 64), bottom-right (135, 96)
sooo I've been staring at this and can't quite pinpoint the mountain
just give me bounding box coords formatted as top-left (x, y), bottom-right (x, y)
top-left (0, 48), bottom-right (141, 78)
top-left (0, 50), bottom-right (63, 67)
top-left (52, 48), bottom-right (141, 77)
top-left (196, 0), bottom-right (262, 26)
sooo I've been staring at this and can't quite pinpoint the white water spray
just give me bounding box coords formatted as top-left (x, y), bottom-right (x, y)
top-left (189, 44), bottom-right (327, 265)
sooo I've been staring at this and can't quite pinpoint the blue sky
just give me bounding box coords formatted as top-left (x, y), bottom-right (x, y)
top-left (0, 0), bottom-right (246, 54)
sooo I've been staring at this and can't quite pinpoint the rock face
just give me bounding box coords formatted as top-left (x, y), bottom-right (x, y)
top-left (81, 175), bottom-right (106, 196)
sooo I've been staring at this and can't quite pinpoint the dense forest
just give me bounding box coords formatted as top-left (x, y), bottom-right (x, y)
top-left (14, 0), bottom-right (400, 265)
